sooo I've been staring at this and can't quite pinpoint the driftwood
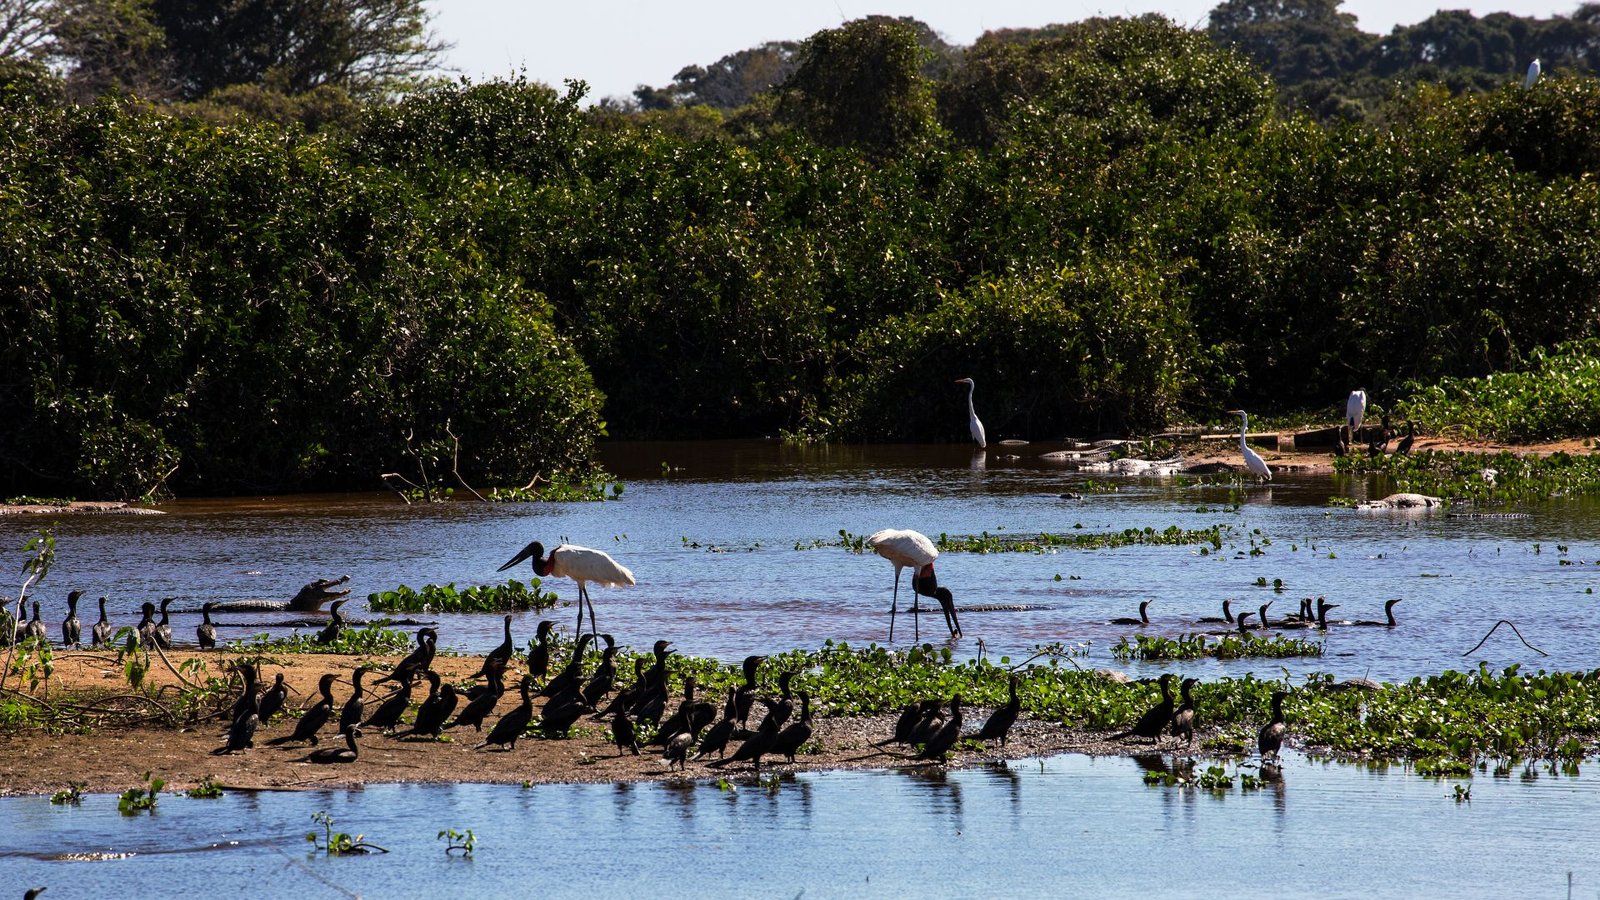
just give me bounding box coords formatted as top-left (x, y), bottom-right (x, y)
top-left (1461, 619), bottom-right (1548, 657)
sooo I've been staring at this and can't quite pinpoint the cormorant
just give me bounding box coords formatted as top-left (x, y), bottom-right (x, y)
top-left (693, 687), bottom-right (739, 760)
top-left (1394, 421), bottom-right (1416, 455)
top-left (977, 674), bottom-right (1022, 748)
top-left (906, 701), bottom-right (948, 746)
top-left (216, 688), bottom-right (258, 754)
top-left (197, 602), bottom-right (217, 650)
top-left (1259, 691), bottom-right (1288, 762)
top-left (338, 668), bottom-right (369, 735)
top-left (526, 620), bottom-right (555, 681)
top-left (24, 601), bottom-right (46, 646)
top-left (1196, 599), bottom-right (1234, 625)
top-left (733, 654), bottom-right (767, 728)
top-left (299, 727), bottom-right (361, 764)
top-left (258, 672), bottom-right (289, 724)
top-left (538, 687), bottom-right (589, 736)
top-left (915, 695), bottom-right (963, 761)
top-left (134, 600), bottom-right (157, 650)
top-left (612, 708), bottom-right (640, 756)
top-left (314, 598), bottom-right (347, 645)
top-left (448, 667), bottom-right (504, 732)
top-left (478, 677), bottom-right (535, 750)
top-left (1316, 597), bottom-right (1344, 628)
top-left (1255, 600), bottom-right (1274, 629)
top-left (91, 596), bottom-right (112, 648)
top-left (398, 672), bottom-right (458, 739)
top-left (227, 663), bottom-right (259, 724)
top-left (464, 655), bottom-right (509, 701)
top-left (62, 591), bottom-right (82, 648)
top-left (756, 670), bottom-right (795, 733)
top-left (372, 628), bottom-right (437, 687)
top-left (580, 633), bottom-right (618, 708)
top-left (710, 715), bottom-right (780, 772)
top-left (770, 692), bottom-right (814, 764)
top-left (1109, 673), bottom-right (1175, 744)
top-left (878, 699), bottom-right (941, 747)
top-left (268, 673), bottom-right (338, 745)
top-left (154, 598), bottom-right (174, 650)
top-left (662, 731), bottom-right (693, 771)
top-left (540, 633), bottom-right (594, 699)
top-left (1170, 677), bottom-right (1199, 746)
top-left (1109, 600), bottom-right (1152, 626)
top-left (1351, 598), bottom-right (1402, 627)
top-left (477, 614), bottom-right (515, 680)
top-left (593, 658), bottom-right (647, 721)
top-left (363, 678), bottom-right (414, 732)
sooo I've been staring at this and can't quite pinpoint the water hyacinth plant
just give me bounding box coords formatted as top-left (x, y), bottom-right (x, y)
top-left (367, 580), bottom-right (559, 613)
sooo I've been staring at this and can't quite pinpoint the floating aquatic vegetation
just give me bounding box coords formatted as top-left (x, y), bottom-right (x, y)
top-left (232, 624), bottom-right (416, 656)
top-left (793, 526), bottom-right (1231, 554)
top-left (1337, 449), bottom-right (1600, 502)
top-left (367, 579), bottom-right (559, 613)
top-left (1111, 633), bottom-right (1324, 661)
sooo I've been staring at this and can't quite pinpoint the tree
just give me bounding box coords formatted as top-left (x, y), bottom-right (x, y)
top-left (50, 0), bottom-right (170, 100)
top-left (779, 16), bottom-right (939, 157)
top-left (633, 41), bottom-right (798, 111)
top-left (0, 0), bottom-right (56, 59)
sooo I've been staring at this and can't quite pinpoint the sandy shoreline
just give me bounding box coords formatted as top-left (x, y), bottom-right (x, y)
top-left (0, 650), bottom-right (1174, 796)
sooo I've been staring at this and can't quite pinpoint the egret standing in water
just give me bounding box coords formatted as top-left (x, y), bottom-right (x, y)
top-left (954, 378), bottom-right (986, 449)
top-left (868, 528), bottom-right (962, 641)
top-left (1228, 410), bottom-right (1272, 482)
top-left (499, 541), bottom-right (635, 637)
top-left (1525, 58), bottom-right (1541, 89)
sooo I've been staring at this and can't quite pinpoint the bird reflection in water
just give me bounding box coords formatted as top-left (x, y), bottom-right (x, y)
top-left (902, 768), bottom-right (964, 830)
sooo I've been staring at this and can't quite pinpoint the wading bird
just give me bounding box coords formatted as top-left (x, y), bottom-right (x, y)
top-left (868, 529), bottom-right (961, 641)
top-left (1347, 389), bottom-right (1367, 434)
top-left (954, 377), bottom-right (986, 449)
top-left (1525, 57), bottom-right (1541, 88)
top-left (499, 541), bottom-right (635, 637)
top-left (1228, 410), bottom-right (1271, 482)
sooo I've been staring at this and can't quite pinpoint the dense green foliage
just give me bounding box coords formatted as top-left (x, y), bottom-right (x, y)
top-left (1399, 340), bottom-right (1600, 441)
top-left (6, 11), bottom-right (1600, 497)
top-left (1111, 632), bottom-right (1324, 660)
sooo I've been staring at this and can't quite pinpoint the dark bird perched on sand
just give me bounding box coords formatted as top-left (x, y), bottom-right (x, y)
top-left (628, 640), bottom-right (675, 726)
top-left (268, 673), bottom-right (338, 745)
top-left (526, 620), bottom-right (555, 681)
top-left (478, 678), bottom-right (535, 751)
top-left (540, 633), bottom-right (594, 699)
top-left (299, 727), bottom-right (361, 764)
top-left (594, 658), bottom-right (647, 721)
top-left (976, 674), bottom-right (1022, 748)
top-left (398, 671), bottom-right (458, 739)
top-left (24, 601), bottom-right (46, 645)
top-left (61, 590), bottom-right (82, 648)
top-left (1170, 677), bottom-right (1199, 746)
top-left (693, 687), bottom-right (739, 761)
top-left (91, 596), bottom-right (112, 648)
top-left (1109, 673), bottom-right (1175, 744)
top-left (228, 663), bottom-right (260, 725)
top-left (1259, 691), bottom-right (1288, 762)
top-left (215, 689), bottom-right (258, 755)
top-left (338, 667), bottom-right (370, 736)
top-left (878, 700), bottom-right (941, 748)
top-left (154, 598), bottom-right (174, 650)
top-left (581, 633), bottom-right (618, 709)
top-left (258, 672), bottom-right (289, 725)
top-left (478, 614), bottom-right (516, 680)
top-left (372, 628), bottom-right (436, 687)
top-left (612, 708), bottom-right (640, 756)
top-left (709, 714), bottom-right (781, 772)
top-left (449, 666), bottom-right (504, 732)
top-left (197, 602), bottom-right (217, 650)
top-left (363, 677), bottom-right (414, 732)
top-left (134, 601), bottom-right (157, 650)
top-left (734, 654), bottom-right (767, 728)
top-left (914, 695), bottom-right (963, 761)
top-left (770, 691), bottom-right (814, 764)
top-left (662, 731), bottom-right (693, 771)
top-left (756, 670), bottom-right (796, 734)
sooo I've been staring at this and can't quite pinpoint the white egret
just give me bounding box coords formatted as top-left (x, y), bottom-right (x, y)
top-left (1228, 409), bottom-right (1272, 482)
top-left (1525, 58), bottom-right (1541, 89)
top-left (499, 541), bottom-right (635, 636)
top-left (953, 377), bottom-right (986, 449)
top-left (1346, 389), bottom-right (1367, 434)
top-left (867, 528), bottom-right (961, 640)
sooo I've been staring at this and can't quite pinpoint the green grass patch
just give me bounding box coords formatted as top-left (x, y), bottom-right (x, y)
top-left (1400, 340), bottom-right (1600, 441)
top-left (1336, 449), bottom-right (1600, 502)
top-left (230, 623), bottom-right (416, 655)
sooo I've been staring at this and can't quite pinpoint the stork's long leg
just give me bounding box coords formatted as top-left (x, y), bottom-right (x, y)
top-left (574, 583), bottom-right (585, 637)
top-left (888, 567), bottom-right (901, 642)
top-left (582, 583), bottom-right (598, 638)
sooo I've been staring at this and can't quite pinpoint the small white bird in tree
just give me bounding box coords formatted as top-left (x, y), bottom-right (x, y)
top-left (1228, 410), bottom-right (1272, 483)
top-left (1525, 58), bottom-right (1542, 89)
top-left (499, 541), bottom-right (635, 637)
top-left (1346, 389), bottom-right (1367, 434)
top-left (867, 528), bottom-right (962, 641)
top-left (954, 377), bottom-right (986, 449)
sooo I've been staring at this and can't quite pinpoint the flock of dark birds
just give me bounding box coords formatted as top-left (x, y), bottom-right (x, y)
top-left (1105, 673), bottom-right (1290, 767)
top-left (1115, 596), bottom-right (1404, 631)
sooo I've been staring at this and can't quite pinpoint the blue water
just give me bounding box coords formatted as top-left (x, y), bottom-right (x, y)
top-left (5, 440), bottom-right (1596, 682)
top-left (5, 753), bottom-right (1597, 899)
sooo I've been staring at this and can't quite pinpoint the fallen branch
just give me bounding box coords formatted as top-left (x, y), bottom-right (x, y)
top-left (1461, 619), bottom-right (1548, 657)
top-left (445, 419), bottom-right (488, 502)
top-left (379, 473), bottom-right (418, 505)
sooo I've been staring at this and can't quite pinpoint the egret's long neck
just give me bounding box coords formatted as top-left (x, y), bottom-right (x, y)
top-left (965, 381), bottom-right (976, 416)
top-left (1238, 413), bottom-right (1249, 446)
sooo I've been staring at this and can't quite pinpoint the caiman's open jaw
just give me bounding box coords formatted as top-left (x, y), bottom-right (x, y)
top-left (287, 575), bottom-right (352, 612)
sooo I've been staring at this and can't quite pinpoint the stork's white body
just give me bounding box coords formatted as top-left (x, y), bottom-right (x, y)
top-left (1346, 390), bottom-right (1367, 433)
top-left (547, 544), bottom-right (636, 588)
top-left (869, 529), bottom-right (939, 640)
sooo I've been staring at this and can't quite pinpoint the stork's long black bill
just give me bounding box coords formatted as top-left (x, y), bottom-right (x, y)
top-left (498, 541), bottom-right (542, 572)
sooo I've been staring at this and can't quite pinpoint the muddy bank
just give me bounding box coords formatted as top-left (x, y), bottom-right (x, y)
top-left (0, 501), bottom-right (163, 516)
top-left (1176, 434), bottom-right (1595, 475)
top-left (0, 651), bottom-right (1201, 796)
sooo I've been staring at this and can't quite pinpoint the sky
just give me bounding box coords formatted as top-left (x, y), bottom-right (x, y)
top-left (425, 1), bottom-right (1575, 103)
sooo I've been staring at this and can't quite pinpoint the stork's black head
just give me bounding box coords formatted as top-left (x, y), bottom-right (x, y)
top-left (498, 540), bottom-right (546, 573)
